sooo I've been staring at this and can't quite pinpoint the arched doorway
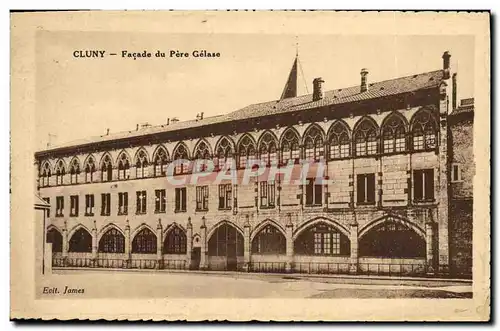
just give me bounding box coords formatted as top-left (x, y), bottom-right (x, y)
top-left (69, 228), bottom-right (92, 253)
top-left (208, 223), bottom-right (244, 271)
top-left (359, 220), bottom-right (425, 258)
top-left (46, 228), bottom-right (63, 253)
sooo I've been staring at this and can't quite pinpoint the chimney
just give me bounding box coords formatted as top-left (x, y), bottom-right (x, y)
top-left (196, 112), bottom-right (204, 121)
top-left (442, 51), bottom-right (451, 79)
top-left (166, 118), bottom-right (170, 125)
top-left (106, 128), bottom-right (110, 135)
top-left (170, 117), bottom-right (179, 124)
top-left (360, 68), bottom-right (369, 93)
top-left (136, 124), bottom-right (139, 131)
top-left (312, 77), bottom-right (325, 101)
top-left (452, 73), bottom-right (458, 110)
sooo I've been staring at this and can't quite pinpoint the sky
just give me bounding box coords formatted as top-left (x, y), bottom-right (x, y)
top-left (35, 32), bottom-right (474, 150)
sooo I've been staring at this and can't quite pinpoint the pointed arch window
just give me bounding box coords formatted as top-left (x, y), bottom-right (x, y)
top-left (99, 228), bottom-right (125, 253)
top-left (281, 129), bottom-right (300, 165)
top-left (101, 155), bottom-right (113, 182)
top-left (354, 119), bottom-right (378, 156)
top-left (251, 224), bottom-right (285, 254)
top-left (135, 150), bottom-right (149, 178)
top-left (304, 126), bottom-right (324, 162)
top-left (69, 228), bottom-right (92, 253)
top-left (294, 222), bottom-right (350, 256)
top-left (46, 228), bottom-right (63, 252)
top-left (117, 153), bottom-right (130, 180)
top-left (132, 228), bottom-right (157, 254)
top-left (154, 147), bottom-right (169, 177)
top-left (412, 111), bottom-right (437, 151)
top-left (258, 133), bottom-right (278, 166)
top-left (329, 122), bottom-right (351, 159)
top-left (216, 137), bottom-right (233, 170)
top-left (55, 160), bottom-right (65, 185)
top-left (382, 115), bottom-right (407, 153)
top-left (173, 144), bottom-right (189, 175)
top-left (163, 226), bottom-right (187, 254)
top-left (238, 135), bottom-right (256, 169)
top-left (40, 162), bottom-right (51, 187)
top-left (69, 159), bottom-right (80, 184)
top-left (84, 157), bottom-right (96, 183)
top-left (194, 141), bottom-right (211, 172)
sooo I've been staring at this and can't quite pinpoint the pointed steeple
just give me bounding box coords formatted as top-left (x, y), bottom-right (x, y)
top-left (280, 56), bottom-right (298, 100)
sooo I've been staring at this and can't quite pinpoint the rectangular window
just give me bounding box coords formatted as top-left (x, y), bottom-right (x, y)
top-left (414, 169), bottom-right (435, 202)
top-left (85, 194), bottom-right (94, 216)
top-left (136, 190), bottom-right (147, 214)
top-left (357, 173), bottom-right (376, 204)
top-left (55, 196), bottom-right (64, 217)
top-left (175, 188), bottom-right (187, 212)
top-left (42, 198), bottom-right (50, 217)
top-left (101, 193), bottom-right (111, 216)
top-left (260, 181), bottom-right (276, 208)
top-left (70, 195), bottom-right (79, 216)
top-left (155, 189), bottom-right (166, 213)
top-left (218, 184), bottom-right (232, 209)
top-left (118, 192), bottom-right (128, 215)
top-left (305, 178), bottom-right (322, 206)
top-left (451, 163), bottom-right (462, 183)
top-left (196, 186), bottom-right (209, 211)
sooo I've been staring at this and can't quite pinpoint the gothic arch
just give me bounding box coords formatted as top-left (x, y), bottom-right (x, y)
top-left (83, 154), bottom-right (96, 168)
top-left (163, 222), bottom-right (187, 236)
top-left (353, 115), bottom-right (379, 134)
top-left (99, 152), bottom-right (113, 169)
top-left (133, 147), bottom-right (150, 164)
top-left (293, 217), bottom-right (350, 240)
top-left (53, 158), bottom-right (67, 173)
top-left (301, 123), bottom-right (326, 145)
top-left (193, 138), bottom-right (213, 158)
top-left (97, 223), bottom-right (125, 243)
top-left (250, 219), bottom-right (286, 242)
top-left (381, 111), bottom-right (409, 131)
top-left (214, 135), bottom-right (236, 154)
top-left (236, 133), bottom-right (257, 155)
top-left (279, 126), bottom-right (301, 146)
top-left (172, 141), bottom-right (191, 160)
top-left (131, 223), bottom-right (156, 240)
top-left (327, 119), bottom-right (352, 139)
top-left (409, 107), bottom-right (438, 132)
top-left (152, 144), bottom-right (170, 162)
top-left (256, 130), bottom-right (280, 150)
top-left (358, 214), bottom-right (426, 240)
top-left (67, 223), bottom-right (93, 241)
top-left (207, 220), bottom-right (244, 240)
top-left (115, 149), bottom-right (132, 167)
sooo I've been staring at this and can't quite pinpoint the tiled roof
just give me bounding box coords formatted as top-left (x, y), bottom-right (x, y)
top-left (42, 69), bottom-right (444, 152)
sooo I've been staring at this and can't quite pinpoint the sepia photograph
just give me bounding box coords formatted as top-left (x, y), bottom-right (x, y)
top-left (11, 11), bottom-right (490, 321)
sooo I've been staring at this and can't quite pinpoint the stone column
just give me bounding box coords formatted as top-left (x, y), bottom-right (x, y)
top-left (124, 220), bottom-right (131, 268)
top-left (199, 216), bottom-right (208, 270)
top-left (156, 218), bottom-right (163, 269)
top-left (91, 221), bottom-right (98, 264)
top-left (243, 217), bottom-right (251, 272)
top-left (349, 223), bottom-right (359, 274)
top-left (425, 221), bottom-right (435, 274)
top-left (62, 220), bottom-right (68, 259)
top-left (285, 218), bottom-right (294, 273)
top-left (186, 217), bottom-right (193, 270)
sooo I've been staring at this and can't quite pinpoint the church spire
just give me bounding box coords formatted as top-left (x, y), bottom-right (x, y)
top-left (280, 56), bottom-right (298, 100)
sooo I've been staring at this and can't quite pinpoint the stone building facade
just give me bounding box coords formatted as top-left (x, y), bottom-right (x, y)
top-left (35, 51), bottom-right (474, 277)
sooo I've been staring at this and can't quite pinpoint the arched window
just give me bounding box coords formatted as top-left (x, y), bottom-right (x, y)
top-left (194, 141), bottom-right (211, 172)
top-left (412, 110), bottom-right (437, 151)
top-left (238, 135), bottom-right (256, 169)
top-left (101, 155), bottom-right (113, 182)
top-left (69, 228), bottom-right (92, 253)
top-left (251, 224), bottom-right (286, 254)
top-left (359, 219), bottom-right (425, 258)
top-left (118, 153), bottom-right (131, 180)
top-left (98, 227), bottom-right (125, 253)
top-left (304, 125), bottom-right (324, 161)
top-left (382, 114), bottom-right (407, 153)
top-left (354, 118), bottom-right (378, 156)
top-left (294, 222), bottom-right (350, 256)
top-left (69, 159), bottom-right (80, 184)
top-left (329, 122), bottom-right (351, 159)
top-left (173, 144), bottom-right (189, 175)
top-left (153, 147), bottom-right (169, 177)
top-left (135, 150), bottom-right (149, 178)
top-left (40, 162), bottom-right (51, 187)
top-left (46, 228), bottom-right (62, 252)
top-left (207, 223), bottom-right (244, 257)
top-left (281, 128), bottom-right (300, 165)
top-left (84, 157), bottom-right (96, 183)
top-left (132, 228), bottom-right (157, 254)
top-left (216, 137), bottom-right (233, 170)
top-left (258, 132), bottom-right (278, 166)
top-left (55, 160), bottom-right (66, 185)
top-left (163, 225), bottom-right (187, 254)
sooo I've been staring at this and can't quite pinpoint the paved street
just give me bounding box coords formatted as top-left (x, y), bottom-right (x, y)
top-left (42, 270), bottom-right (472, 299)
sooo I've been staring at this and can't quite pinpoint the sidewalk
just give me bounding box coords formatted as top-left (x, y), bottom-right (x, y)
top-left (53, 267), bottom-right (472, 287)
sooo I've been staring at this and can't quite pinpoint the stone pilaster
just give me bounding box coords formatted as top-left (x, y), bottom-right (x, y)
top-left (285, 213), bottom-right (294, 272)
top-left (425, 221), bottom-right (435, 274)
top-left (199, 216), bottom-right (208, 270)
top-left (91, 220), bottom-right (98, 260)
top-left (62, 220), bottom-right (68, 259)
top-left (349, 222), bottom-right (359, 274)
top-left (156, 218), bottom-right (163, 269)
top-left (186, 217), bottom-right (193, 269)
top-left (243, 217), bottom-right (251, 272)
top-left (124, 220), bottom-right (131, 268)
